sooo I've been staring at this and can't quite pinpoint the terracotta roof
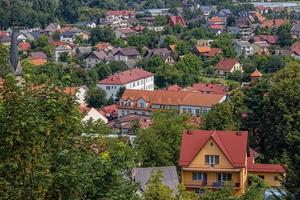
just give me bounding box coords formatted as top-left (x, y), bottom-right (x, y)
top-left (98, 68), bottom-right (153, 85)
top-left (179, 130), bottom-right (248, 167)
top-left (95, 42), bottom-right (112, 51)
top-left (168, 16), bottom-right (186, 27)
top-left (30, 58), bottom-right (47, 66)
top-left (106, 10), bottom-right (135, 16)
top-left (203, 48), bottom-right (222, 57)
top-left (253, 35), bottom-right (278, 44)
top-left (50, 41), bottom-right (67, 47)
top-left (169, 44), bottom-right (177, 52)
top-left (216, 58), bottom-right (240, 72)
top-left (192, 83), bottom-right (227, 94)
top-left (18, 42), bottom-right (31, 52)
top-left (261, 19), bottom-right (286, 28)
top-left (195, 46), bottom-right (211, 53)
top-left (79, 106), bottom-right (92, 114)
top-left (291, 42), bottom-right (300, 56)
top-left (209, 24), bottom-right (224, 30)
top-left (250, 69), bottom-right (263, 78)
top-left (63, 87), bottom-right (78, 95)
top-left (121, 89), bottom-right (225, 107)
top-left (165, 84), bottom-right (182, 91)
top-left (100, 104), bottom-right (118, 117)
top-left (208, 16), bottom-right (226, 23)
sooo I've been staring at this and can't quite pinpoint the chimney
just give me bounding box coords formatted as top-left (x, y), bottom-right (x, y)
top-left (186, 129), bottom-right (192, 134)
top-left (236, 131), bottom-right (242, 136)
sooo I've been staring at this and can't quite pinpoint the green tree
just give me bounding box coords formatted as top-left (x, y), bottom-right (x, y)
top-left (277, 23), bottom-right (293, 47)
top-left (90, 26), bottom-right (115, 45)
top-left (116, 86), bottom-right (126, 101)
top-left (212, 33), bottom-right (236, 58)
top-left (135, 111), bottom-right (192, 167)
top-left (144, 171), bottom-right (174, 200)
top-left (0, 44), bottom-right (10, 77)
top-left (86, 87), bottom-right (108, 108)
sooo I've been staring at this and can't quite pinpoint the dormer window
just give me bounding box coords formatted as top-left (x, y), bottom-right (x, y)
top-left (205, 155), bottom-right (219, 165)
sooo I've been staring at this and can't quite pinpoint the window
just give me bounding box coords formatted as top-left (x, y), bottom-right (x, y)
top-left (182, 108), bottom-right (187, 113)
top-left (274, 176), bottom-right (278, 181)
top-left (137, 81), bottom-right (140, 86)
top-left (188, 108), bottom-right (192, 113)
top-left (196, 109), bottom-right (200, 116)
top-left (192, 172), bottom-right (207, 181)
top-left (139, 102), bottom-right (145, 108)
top-left (106, 86), bottom-right (110, 90)
top-left (133, 83), bottom-right (135, 87)
top-left (218, 173), bottom-right (232, 182)
top-left (258, 175), bottom-right (265, 180)
top-left (205, 155), bottom-right (219, 165)
top-left (142, 80), bottom-right (144, 84)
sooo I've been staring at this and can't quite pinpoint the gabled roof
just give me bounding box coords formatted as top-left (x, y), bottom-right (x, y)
top-left (106, 10), bottom-right (135, 16)
top-left (179, 130), bottom-right (248, 167)
top-left (253, 35), bottom-right (278, 44)
top-left (168, 16), bottom-right (186, 26)
top-left (192, 83), bottom-right (227, 94)
top-left (115, 48), bottom-right (140, 56)
top-left (29, 52), bottom-right (47, 60)
top-left (250, 69), bottom-right (263, 77)
top-left (18, 42), bottom-right (31, 52)
top-left (98, 68), bottom-right (153, 85)
top-left (203, 48), bottom-right (222, 57)
top-left (216, 58), bottom-right (240, 72)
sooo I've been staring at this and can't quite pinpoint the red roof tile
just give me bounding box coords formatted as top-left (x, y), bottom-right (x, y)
top-left (168, 16), bottom-right (186, 27)
top-left (18, 42), bottom-right (31, 52)
top-left (253, 35), bottom-right (278, 44)
top-left (98, 68), bottom-right (153, 85)
top-left (250, 69), bottom-right (263, 78)
top-left (203, 48), bottom-right (222, 57)
top-left (192, 83), bottom-right (227, 94)
top-left (216, 58), bottom-right (240, 72)
top-left (106, 10), bottom-right (135, 16)
top-left (179, 130), bottom-right (248, 167)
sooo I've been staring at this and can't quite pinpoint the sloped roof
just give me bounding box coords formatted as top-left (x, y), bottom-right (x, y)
top-left (29, 52), bottom-right (47, 60)
top-left (115, 48), bottom-right (140, 56)
top-left (18, 42), bottom-right (31, 51)
top-left (98, 68), bottom-right (153, 85)
top-left (179, 130), bottom-right (248, 167)
top-left (31, 58), bottom-right (47, 66)
top-left (192, 83), bottom-right (227, 94)
top-left (250, 69), bottom-right (263, 77)
top-left (203, 48), bottom-right (222, 57)
top-left (106, 10), bottom-right (135, 16)
top-left (216, 58), bottom-right (240, 72)
top-left (195, 45), bottom-right (211, 53)
top-left (132, 166), bottom-right (179, 194)
top-left (168, 16), bottom-right (186, 26)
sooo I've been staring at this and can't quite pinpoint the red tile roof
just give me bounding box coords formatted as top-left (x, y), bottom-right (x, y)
top-left (261, 19), bottom-right (286, 28)
top-left (100, 104), bottom-right (118, 118)
top-left (165, 84), bottom-right (182, 91)
top-left (179, 130), bottom-right (248, 167)
top-left (253, 35), bottom-right (278, 44)
top-left (250, 69), bottom-right (263, 78)
top-left (106, 10), bottom-right (135, 16)
top-left (168, 16), bottom-right (186, 27)
top-left (192, 83), bottom-right (227, 94)
top-left (216, 58), bottom-right (240, 72)
top-left (18, 42), bottom-right (31, 52)
top-left (98, 68), bottom-right (153, 85)
top-left (247, 150), bottom-right (285, 173)
top-left (203, 48), bottom-right (222, 57)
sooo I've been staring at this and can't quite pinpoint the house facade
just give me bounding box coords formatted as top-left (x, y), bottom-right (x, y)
top-left (233, 40), bottom-right (254, 57)
top-left (179, 130), bottom-right (286, 195)
top-left (97, 68), bottom-right (154, 100)
top-left (84, 51), bottom-right (107, 68)
top-left (117, 89), bottom-right (226, 118)
top-left (215, 58), bottom-right (243, 76)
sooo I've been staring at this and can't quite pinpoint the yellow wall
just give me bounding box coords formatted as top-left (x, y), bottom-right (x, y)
top-left (182, 138), bottom-right (247, 195)
top-left (248, 172), bottom-right (284, 187)
top-left (189, 138), bottom-right (233, 169)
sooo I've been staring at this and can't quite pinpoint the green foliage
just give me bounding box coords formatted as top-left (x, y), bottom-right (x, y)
top-left (0, 44), bottom-right (10, 77)
top-left (135, 111), bottom-right (192, 167)
top-left (277, 23), bottom-right (293, 47)
top-left (90, 26), bottom-right (116, 45)
top-left (155, 15), bottom-right (167, 26)
top-left (116, 86), bottom-right (126, 101)
top-left (144, 171), bottom-right (174, 200)
top-left (212, 33), bottom-right (236, 58)
top-left (86, 87), bottom-right (107, 108)
top-left (59, 52), bottom-right (70, 62)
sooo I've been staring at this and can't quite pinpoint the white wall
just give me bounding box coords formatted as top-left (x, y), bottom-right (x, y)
top-left (82, 108), bottom-right (108, 123)
top-left (97, 75), bottom-right (154, 100)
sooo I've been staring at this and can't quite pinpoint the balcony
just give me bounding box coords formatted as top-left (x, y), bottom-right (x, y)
top-left (184, 180), bottom-right (240, 189)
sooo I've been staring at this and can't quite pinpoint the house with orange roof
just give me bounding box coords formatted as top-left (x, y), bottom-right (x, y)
top-left (250, 69), bottom-right (263, 81)
top-left (28, 52), bottom-right (48, 66)
top-left (117, 89), bottom-right (226, 118)
top-left (18, 42), bottom-right (31, 53)
top-left (180, 130), bottom-right (286, 195)
top-left (260, 19), bottom-right (287, 29)
top-left (97, 68), bottom-right (154, 100)
top-left (168, 16), bottom-right (186, 27)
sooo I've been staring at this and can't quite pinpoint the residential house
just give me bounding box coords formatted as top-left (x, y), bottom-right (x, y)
top-left (253, 41), bottom-right (271, 55)
top-left (200, 6), bottom-right (217, 18)
top-left (97, 68), bottom-right (154, 100)
top-left (60, 31), bottom-right (75, 42)
top-left (291, 23), bottom-right (300, 39)
top-left (79, 106), bottom-right (108, 124)
top-left (85, 51), bottom-right (107, 68)
top-left (191, 83), bottom-right (228, 95)
top-left (179, 130), bottom-right (286, 195)
top-left (215, 58), bottom-right (243, 76)
top-left (291, 42), bottom-right (300, 59)
top-left (76, 46), bottom-right (92, 58)
top-left (252, 35), bottom-right (278, 45)
top-left (100, 104), bottom-right (118, 120)
top-left (18, 42), bottom-right (31, 53)
top-left (45, 23), bottom-right (61, 34)
top-left (54, 45), bottom-right (73, 62)
top-left (118, 89), bottom-right (226, 118)
top-left (114, 48), bottom-right (141, 68)
top-left (218, 9), bottom-right (232, 18)
top-left (194, 46), bottom-right (221, 58)
top-left (76, 21), bottom-right (97, 29)
top-left (95, 42), bottom-right (114, 52)
top-left (16, 33), bottom-right (28, 42)
top-left (64, 86), bottom-right (88, 106)
top-left (207, 16), bottom-right (226, 34)
top-left (143, 8), bottom-right (169, 16)
top-left (114, 28), bottom-right (136, 39)
top-left (106, 10), bottom-right (135, 22)
top-left (107, 114), bottom-right (151, 134)
top-left (132, 166), bottom-right (179, 196)
top-left (260, 19), bottom-right (286, 29)
top-left (0, 35), bottom-right (11, 46)
top-left (197, 39), bottom-right (214, 47)
top-left (144, 48), bottom-right (174, 64)
top-left (28, 52), bottom-right (47, 66)
top-left (250, 69), bottom-right (263, 81)
top-left (168, 16), bottom-right (186, 27)
top-left (233, 40), bottom-right (254, 57)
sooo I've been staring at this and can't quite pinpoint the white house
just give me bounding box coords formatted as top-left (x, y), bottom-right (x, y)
top-left (233, 40), bottom-right (254, 57)
top-left (97, 68), bottom-right (154, 100)
top-left (215, 58), bottom-right (243, 77)
top-left (54, 45), bottom-right (72, 61)
top-left (60, 31), bottom-right (75, 42)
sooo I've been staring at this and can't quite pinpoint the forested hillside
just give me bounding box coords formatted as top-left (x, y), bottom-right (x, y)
top-left (0, 0), bottom-right (182, 28)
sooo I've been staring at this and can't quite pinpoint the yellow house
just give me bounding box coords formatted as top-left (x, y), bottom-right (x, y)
top-left (179, 130), bottom-right (286, 196)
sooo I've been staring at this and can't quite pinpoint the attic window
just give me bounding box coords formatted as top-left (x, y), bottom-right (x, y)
top-left (210, 142), bottom-right (213, 146)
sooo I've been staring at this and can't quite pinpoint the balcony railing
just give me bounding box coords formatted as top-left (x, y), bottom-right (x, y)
top-left (184, 180), bottom-right (240, 189)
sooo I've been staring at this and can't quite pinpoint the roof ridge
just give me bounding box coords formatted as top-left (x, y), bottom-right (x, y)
top-left (211, 132), bottom-right (234, 166)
